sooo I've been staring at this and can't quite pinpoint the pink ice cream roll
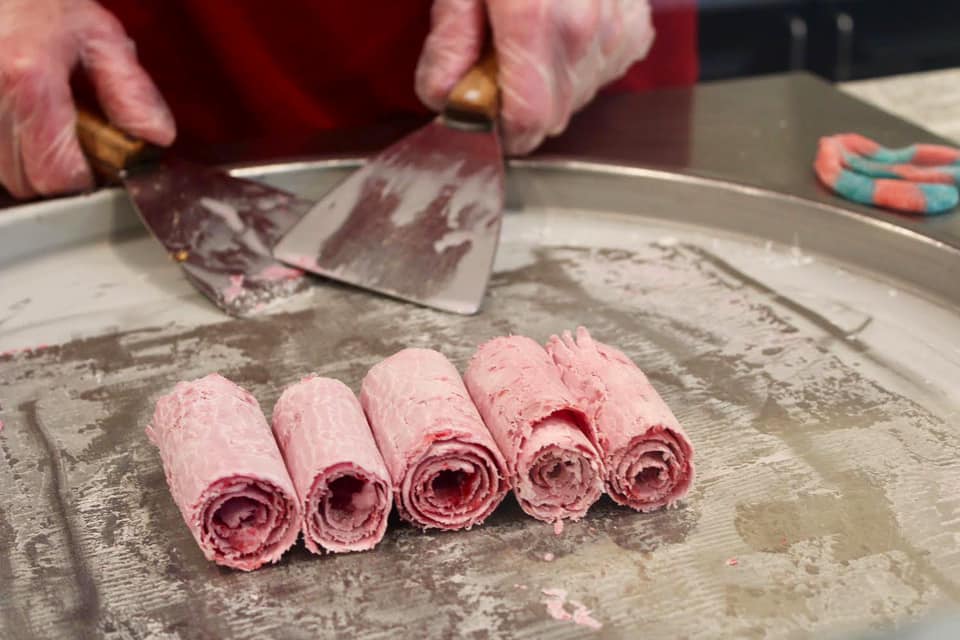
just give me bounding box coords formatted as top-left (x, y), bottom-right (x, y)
top-left (146, 374), bottom-right (301, 571)
top-left (464, 336), bottom-right (604, 523)
top-left (272, 375), bottom-right (392, 553)
top-left (547, 327), bottom-right (695, 512)
top-left (360, 348), bottom-right (509, 531)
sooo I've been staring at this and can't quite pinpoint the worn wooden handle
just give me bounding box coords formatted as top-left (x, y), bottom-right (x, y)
top-left (445, 50), bottom-right (499, 121)
top-left (75, 109), bottom-right (151, 177)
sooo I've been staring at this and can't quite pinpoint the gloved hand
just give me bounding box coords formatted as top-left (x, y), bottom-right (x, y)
top-left (0, 0), bottom-right (175, 199)
top-left (416, 0), bottom-right (655, 155)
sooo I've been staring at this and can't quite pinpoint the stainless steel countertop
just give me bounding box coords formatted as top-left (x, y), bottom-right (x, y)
top-left (841, 68), bottom-right (960, 145)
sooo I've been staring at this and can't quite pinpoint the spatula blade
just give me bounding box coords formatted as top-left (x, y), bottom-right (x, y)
top-left (272, 119), bottom-right (504, 315)
top-left (125, 159), bottom-right (313, 316)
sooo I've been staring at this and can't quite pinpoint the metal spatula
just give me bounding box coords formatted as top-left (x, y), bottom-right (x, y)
top-left (272, 52), bottom-right (504, 315)
top-left (76, 110), bottom-right (313, 317)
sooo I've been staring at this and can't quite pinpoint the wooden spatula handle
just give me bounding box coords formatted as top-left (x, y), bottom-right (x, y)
top-left (446, 50), bottom-right (499, 121)
top-left (75, 109), bottom-right (151, 177)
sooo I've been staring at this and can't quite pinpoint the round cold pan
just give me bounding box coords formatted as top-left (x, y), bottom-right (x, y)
top-left (547, 327), bottom-right (694, 511)
top-left (360, 348), bottom-right (509, 530)
top-left (464, 336), bottom-right (604, 523)
top-left (146, 374), bottom-right (300, 571)
top-left (271, 375), bottom-right (392, 553)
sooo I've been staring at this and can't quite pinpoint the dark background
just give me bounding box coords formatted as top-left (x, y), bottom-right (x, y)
top-left (699, 0), bottom-right (960, 82)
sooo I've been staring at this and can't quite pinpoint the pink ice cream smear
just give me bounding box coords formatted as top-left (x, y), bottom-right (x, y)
top-left (541, 588), bottom-right (602, 631)
top-left (257, 264), bottom-right (303, 282)
top-left (2, 344), bottom-right (51, 358)
top-left (222, 274), bottom-right (245, 304)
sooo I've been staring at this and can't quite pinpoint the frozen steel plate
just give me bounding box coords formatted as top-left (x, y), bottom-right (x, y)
top-left (2, 74), bottom-right (960, 639)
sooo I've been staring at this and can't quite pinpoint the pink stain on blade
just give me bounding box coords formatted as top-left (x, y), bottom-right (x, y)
top-left (727, 557), bottom-right (739, 567)
top-left (553, 520), bottom-right (564, 536)
top-left (543, 552), bottom-right (555, 562)
top-left (223, 274), bottom-right (245, 304)
top-left (289, 255), bottom-right (319, 271)
top-left (257, 264), bottom-right (303, 282)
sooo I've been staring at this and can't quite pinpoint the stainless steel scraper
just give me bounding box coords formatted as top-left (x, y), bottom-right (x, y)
top-left (272, 52), bottom-right (503, 315)
top-left (76, 110), bottom-right (313, 317)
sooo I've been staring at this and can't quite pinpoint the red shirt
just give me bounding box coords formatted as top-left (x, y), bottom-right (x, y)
top-left (96, 1), bottom-right (697, 157)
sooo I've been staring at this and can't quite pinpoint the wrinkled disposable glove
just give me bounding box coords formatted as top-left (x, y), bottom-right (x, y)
top-left (0, 0), bottom-right (175, 199)
top-left (416, 0), bottom-right (655, 155)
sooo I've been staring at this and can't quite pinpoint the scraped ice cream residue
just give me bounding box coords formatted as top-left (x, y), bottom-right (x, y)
top-left (541, 588), bottom-right (602, 631)
top-left (256, 264), bottom-right (303, 282)
top-left (223, 275), bottom-right (245, 304)
top-left (1, 344), bottom-right (50, 358)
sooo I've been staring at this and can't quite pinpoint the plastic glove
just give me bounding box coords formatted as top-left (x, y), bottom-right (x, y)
top-left (416, 0), bottom-right (655, 155)
top-left (0, 0), bottom-right (175, 199)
